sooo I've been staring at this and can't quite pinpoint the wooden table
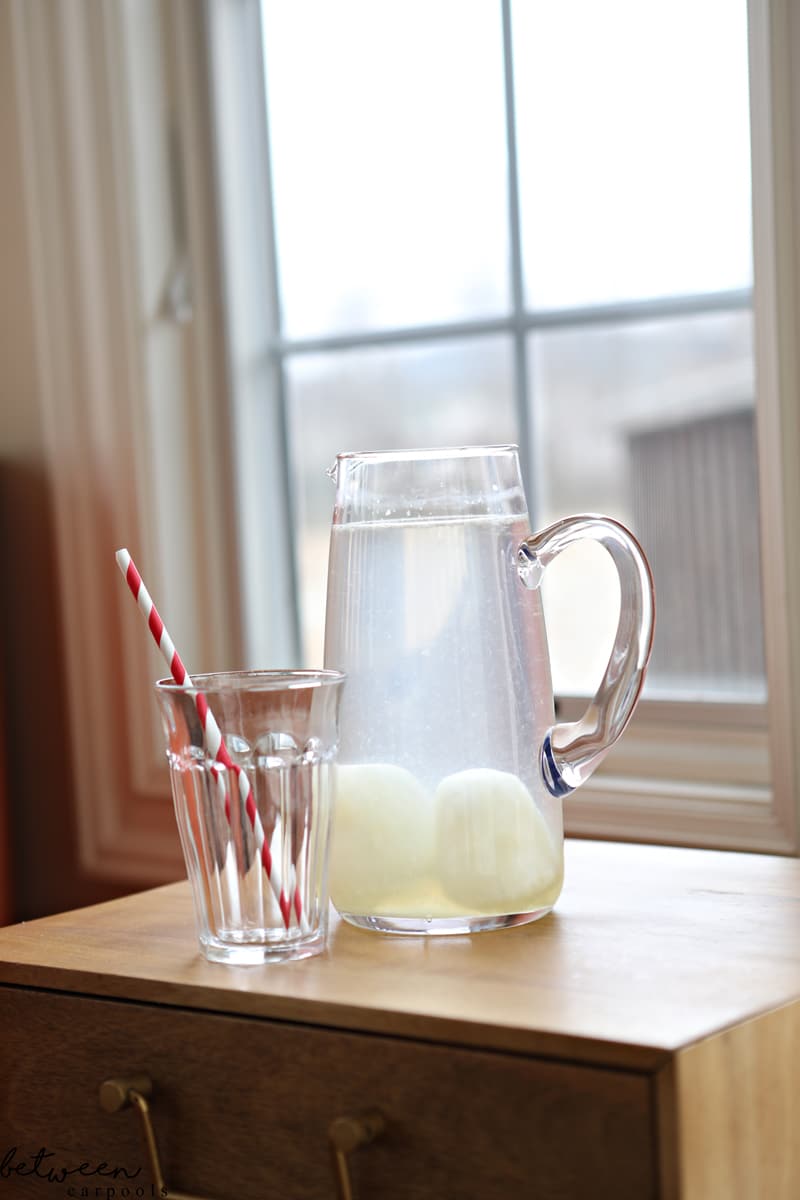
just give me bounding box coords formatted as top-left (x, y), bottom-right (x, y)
top-left (0, 840), bottom-right (798, 1199)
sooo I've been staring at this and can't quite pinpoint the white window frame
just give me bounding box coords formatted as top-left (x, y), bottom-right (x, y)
top-left (208, 0), bottom-right (799, 855)
top-left (576, 0), bottom-right (800, 853)
top-left (7, 0), bottom-right (799, 887)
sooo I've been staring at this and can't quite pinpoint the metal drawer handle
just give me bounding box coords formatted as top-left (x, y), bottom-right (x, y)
top-left (101, 1076), bottom-right (385, 1200)
top-left (328, 1110), bottom-right (386, 1200)
top-left (99, 1076), bottom-right (214, 1200)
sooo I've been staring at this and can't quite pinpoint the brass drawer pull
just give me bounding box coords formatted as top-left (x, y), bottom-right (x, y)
top-left (328, 1110), bottom-right (386, 1200)
top-left (99, 1075), bottom-right (214, 1200)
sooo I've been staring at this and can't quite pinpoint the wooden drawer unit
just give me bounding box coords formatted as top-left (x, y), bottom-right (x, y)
top-left (0, 840), bottom-right (798, 1199)
top-left (0, 989), bottom-right (654, 1199)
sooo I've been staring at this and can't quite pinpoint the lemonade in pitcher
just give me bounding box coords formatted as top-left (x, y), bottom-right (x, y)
top-left (323, 447), bottom-right (653, 935)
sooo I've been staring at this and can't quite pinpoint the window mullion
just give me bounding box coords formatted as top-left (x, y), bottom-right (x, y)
top-left (258, 7), bottom-right (303, 663)
top-left (501, 0), bottom-right (533, 514)
top-left (270, 288), bottom-right (752, 358)
top-left (206, 0), bottom-right (300, 666)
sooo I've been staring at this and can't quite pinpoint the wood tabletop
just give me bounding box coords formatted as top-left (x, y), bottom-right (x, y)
top-left (0, 840), bottom-right (798, 1070)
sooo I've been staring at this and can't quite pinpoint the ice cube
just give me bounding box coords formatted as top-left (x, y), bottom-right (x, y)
top-left (329, 764), bottom-right (435, 913)
top-left (434, 768), bottom-right (558, 912)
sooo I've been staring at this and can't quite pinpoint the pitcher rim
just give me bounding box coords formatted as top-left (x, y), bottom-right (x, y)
top-left (335, 444), bottom-right (519, 464)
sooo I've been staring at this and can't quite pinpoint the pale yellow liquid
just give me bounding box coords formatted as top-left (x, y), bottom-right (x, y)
top-left (324, 515), bottom-right (562, 922)
top-left (329, 764), bottom-right (563, 918)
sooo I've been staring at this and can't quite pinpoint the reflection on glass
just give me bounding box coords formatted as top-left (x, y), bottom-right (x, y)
top-left (530, 311), bottom-right (763, 700)
top-left (513, 0), bottom-right (753, 309)
top-left (262, 0), bottom-right (509, 337)
top-left (286, 338), bottom-right (516, 663)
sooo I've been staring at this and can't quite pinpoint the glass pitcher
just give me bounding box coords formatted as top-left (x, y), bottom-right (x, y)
top-left (323, 445), bottom-right (654, 935)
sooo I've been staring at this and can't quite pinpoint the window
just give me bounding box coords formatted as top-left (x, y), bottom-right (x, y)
top-left (11, 0), bottom-right (796, 889)
top-left (255, 0), bottom-right (758, 705)
top-left (204, 0), bottom-right (800, 852)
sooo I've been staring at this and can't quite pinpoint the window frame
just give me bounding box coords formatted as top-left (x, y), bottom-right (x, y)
top-left (209, 0), bottom-right (798, 853)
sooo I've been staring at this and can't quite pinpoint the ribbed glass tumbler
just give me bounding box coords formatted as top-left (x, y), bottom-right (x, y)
top-left (155, 669), bottom-right (345, 965)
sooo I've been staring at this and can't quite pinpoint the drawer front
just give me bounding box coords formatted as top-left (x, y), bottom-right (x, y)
top-left (0, 987), bottom-right (656, 1199)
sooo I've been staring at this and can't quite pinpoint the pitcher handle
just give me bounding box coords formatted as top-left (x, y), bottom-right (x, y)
top-left (518, 514), bottom-right (655, 797)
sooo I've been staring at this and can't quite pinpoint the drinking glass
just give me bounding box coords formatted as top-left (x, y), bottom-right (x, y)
top-left (155, 669), bottom-right (345, 964)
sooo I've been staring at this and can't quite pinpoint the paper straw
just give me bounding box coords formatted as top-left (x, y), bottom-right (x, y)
top-left (115, 548), bottom-right (301, 931)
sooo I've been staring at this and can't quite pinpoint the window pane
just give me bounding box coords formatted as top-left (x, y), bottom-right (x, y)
top-left (513, 0), bottom-right (753, 309)
top-left (262, 0), bottom-right (509, 337)
top-left (286, 338), bottom-right (516, 663)
top-left (529, 311), bottom-right (764, 700)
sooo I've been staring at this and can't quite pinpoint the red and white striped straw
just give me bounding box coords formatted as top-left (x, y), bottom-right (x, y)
top-left (115, 548), bottom-right (302, 930)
